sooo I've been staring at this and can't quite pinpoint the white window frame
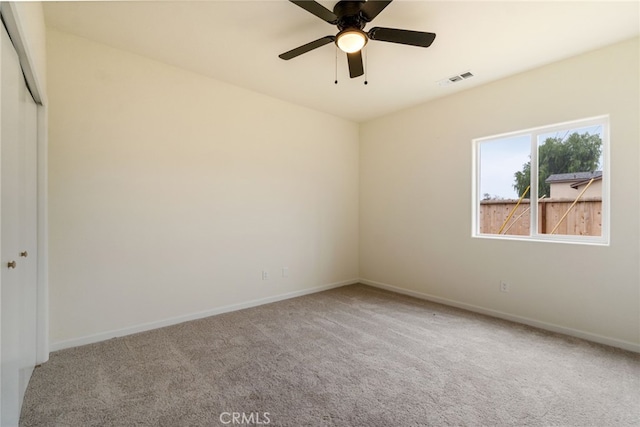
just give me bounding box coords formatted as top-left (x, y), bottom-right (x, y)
top-left (472, 115), bottom-right (610, 245)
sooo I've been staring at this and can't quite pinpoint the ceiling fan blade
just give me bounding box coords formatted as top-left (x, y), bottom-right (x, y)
top-left (347, 50), bottom-right (364, 78)
top-left (361, 1), bottom-right (393, 22)
top-left (289, 0), bottom-right (338, 24)
top-left (368, 27), bottom-right (436, 48)
top-left (279, 36), bottom-right (335, 60)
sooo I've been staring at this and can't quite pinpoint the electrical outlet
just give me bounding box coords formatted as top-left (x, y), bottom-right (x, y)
top-left (282, 267), bottom-right (289, 278)
top-left (500, 281), bottom-right (510, 292)
top-left (262, 270), bottom-right (269, 280)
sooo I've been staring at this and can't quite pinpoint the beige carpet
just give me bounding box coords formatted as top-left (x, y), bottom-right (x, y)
top-left (20, 284), bottom-right (640, 426)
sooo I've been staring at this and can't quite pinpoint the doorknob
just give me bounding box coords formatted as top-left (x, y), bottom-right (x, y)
top-left (7, 261), bottom-right (16, 269)
top-left (20, 251), bottom-right (28, 257)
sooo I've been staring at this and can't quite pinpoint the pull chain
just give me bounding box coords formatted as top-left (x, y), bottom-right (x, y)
top-left (334, 46), bottom-right (338, 84)
top-left (364, 46), bottom-right (368, 85)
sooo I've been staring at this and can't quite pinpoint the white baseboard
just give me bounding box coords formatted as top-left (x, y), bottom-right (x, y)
top-left (51, 277), bottom-right (640, 354)
top-left (359, 278), bottom-right (640, 353)
top-left (50, 278), bottom-right (359, 352)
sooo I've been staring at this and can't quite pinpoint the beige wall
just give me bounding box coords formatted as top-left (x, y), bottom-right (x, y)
top-left (48, 28), bottom-right (639, 351)
top-left (47, 30), bottom-right (359, 347)
top-left (360, 38), bottom-right (639, 349)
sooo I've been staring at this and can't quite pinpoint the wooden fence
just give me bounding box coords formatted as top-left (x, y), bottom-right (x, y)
top-left (479, 197), bottom-right (602, 236)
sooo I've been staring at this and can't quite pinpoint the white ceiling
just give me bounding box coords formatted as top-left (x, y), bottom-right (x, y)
top-left (43, 1), bottom-right (639, 122)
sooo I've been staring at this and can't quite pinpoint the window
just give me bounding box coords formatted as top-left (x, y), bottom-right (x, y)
top-left (473, 116), bottom-right (609, 244)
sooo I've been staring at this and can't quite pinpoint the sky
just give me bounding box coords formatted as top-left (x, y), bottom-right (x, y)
top-left (479, 134), bottom-right (530, 199)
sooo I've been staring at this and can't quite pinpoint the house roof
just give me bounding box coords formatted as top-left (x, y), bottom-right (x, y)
top-left (545, 171), bottom-right (602, 184)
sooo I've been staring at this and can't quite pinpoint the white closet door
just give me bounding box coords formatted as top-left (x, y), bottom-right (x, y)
top-left (19, 72), bottom-right (38, 405)
top-left (1, 20), bottom-right (39, 426)
top-left (1, 20), bottom-right (23, 425)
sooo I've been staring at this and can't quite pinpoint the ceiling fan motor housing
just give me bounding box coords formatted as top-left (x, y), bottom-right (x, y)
top-left (334, 1), bottom-right (368, 30)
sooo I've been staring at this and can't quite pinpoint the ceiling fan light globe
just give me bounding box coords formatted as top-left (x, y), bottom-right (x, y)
top-left (336, 30), bottom-right (367, 53)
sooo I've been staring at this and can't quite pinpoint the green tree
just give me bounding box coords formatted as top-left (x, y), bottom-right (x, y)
top-left (513, 132), bottom-right (602, 197)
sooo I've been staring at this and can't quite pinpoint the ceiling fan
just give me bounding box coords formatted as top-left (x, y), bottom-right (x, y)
top-left (279, 0), bottom-right (436, 79)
